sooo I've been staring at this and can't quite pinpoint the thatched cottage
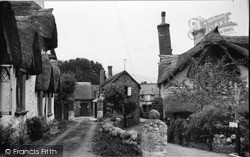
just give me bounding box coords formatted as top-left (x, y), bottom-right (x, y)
top-left (73, 82), bottom-right (98, 117)
top-left (0, 1), bottom-right (60, 126)
top-left (157, 12), bottom-right (249, 119)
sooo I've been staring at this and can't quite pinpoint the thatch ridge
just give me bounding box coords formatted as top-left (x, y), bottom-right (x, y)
top-left (157, 27), bottom-right (249, 85)
top-left (10, 1), bottom-right (41, 16)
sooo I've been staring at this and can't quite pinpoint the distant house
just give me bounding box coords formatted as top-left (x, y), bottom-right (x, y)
top-left (100, 66), bottom-right (141, 127)
top-left (156, 12), bottom-right (249, 119)
top-left (140, 82), bottom-right (159, 116)
top-left (0, 1), bottom-right (60, 126)
top-left (73, 82), bottom-right (97, 117)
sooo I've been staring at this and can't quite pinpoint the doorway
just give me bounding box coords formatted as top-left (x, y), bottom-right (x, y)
top-left (80, 103), bottom-right (88, 116)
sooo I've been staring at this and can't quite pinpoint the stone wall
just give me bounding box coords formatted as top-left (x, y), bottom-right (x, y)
top-left (141, 119), bottom-right (168, 157)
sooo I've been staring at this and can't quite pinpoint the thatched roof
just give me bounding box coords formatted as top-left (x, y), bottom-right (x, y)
top-left (73, 82), bottom-right (94, 100)
top-left (0, 1), bottom-right (22, 68)
top-left (17, 20), bottom-right (42, 74)
top-left (158, 27), bottom-right (249, 85)
top-left (15, 8), bottom-right (58, 51)
top-left (35, 55), bottom-right (52, 91)
top-left (101, 70), bottom-right (140, 89)
top-left (47, 61), bottom-right (60, 93)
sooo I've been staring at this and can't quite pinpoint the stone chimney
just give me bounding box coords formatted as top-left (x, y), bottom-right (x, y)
top-left (157, 11), bottom-right (172, 55)
top-left (192, 28), bottom-right (206, 45)
top-left (108, 66), bottom-right (112, 78)
top-left (99, 69), bottom-right (104, 85)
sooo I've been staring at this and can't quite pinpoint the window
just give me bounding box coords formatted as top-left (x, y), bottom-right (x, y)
top-left (150, 95), bottom-right (155, 101)
top-left (140, 95), bottom-right (144, 100)
top-left (0, 65), bottom-right (12, 115)
top-left (16, 70), bottom-right (26, 112)
top-left (0, 67), bottom-right (10, 82)
top-left (124, 86), bottom-right (132, 96)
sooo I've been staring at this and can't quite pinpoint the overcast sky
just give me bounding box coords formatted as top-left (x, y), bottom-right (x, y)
top-left (45, 0), bottom-right (249, 83)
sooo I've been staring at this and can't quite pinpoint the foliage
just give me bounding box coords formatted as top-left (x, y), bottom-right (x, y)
top-left (58, 58), bottom-right (105, 85)
top-left (26, 117), bottom-right (50, 141)
top-left (55, 72), bottom-right (76, 104)
top-left (16, 122), bottom-right (26, 145)
top-left (171, 59), bottom-right (248, 150)
top-left (103, 83), bottom-right (136, 115)
top-left (167, 118), bottom-right (186, 144)
top-left (151, 97), bottom-right (163, 120)
top-left (57, 120), bottom-right (70, 130)
top-left (92, 124), bottom-right (142, 156)
top-left (0, 124), bottom-right (16, 153)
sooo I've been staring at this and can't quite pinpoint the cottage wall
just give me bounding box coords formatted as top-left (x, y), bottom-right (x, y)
top-left (114, 74), bottom-right (140, 126)
top-left (25, 76), bottom-right (38, 119)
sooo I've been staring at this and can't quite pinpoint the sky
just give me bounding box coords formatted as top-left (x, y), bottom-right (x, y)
top-left (45, 0), bottom-right (249, 83)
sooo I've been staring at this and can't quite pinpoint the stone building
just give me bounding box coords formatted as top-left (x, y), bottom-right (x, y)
top-left (100, 66), bottom-right (141, 127)
top-left (0, 1), bottom-right (60, 126)
top-left (140, 82), bottom-right (159, 118)
top-left (157, 11), bottom-right (249, 119)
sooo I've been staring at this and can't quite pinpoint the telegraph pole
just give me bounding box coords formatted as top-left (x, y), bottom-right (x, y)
top-left (123, 59), bottom-right (127, 70)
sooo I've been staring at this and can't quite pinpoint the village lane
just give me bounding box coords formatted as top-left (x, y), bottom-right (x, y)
top-left (46, 117), bottom-right (98, 157)
top-left (166, 143), bottom-right (229, 157)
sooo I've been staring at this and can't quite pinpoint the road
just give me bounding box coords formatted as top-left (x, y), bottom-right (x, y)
top-left (46, 117), bottom-right (98, 157)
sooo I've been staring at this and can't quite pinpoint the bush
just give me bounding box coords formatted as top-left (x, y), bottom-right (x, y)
top-left (0, 124), bottom-right (16, 153)
top-left (92, 124), bottom-right (142, 156)
top-left (167, 120), bottom-right (175, 143)
top-left (57, 120), bottom-right (69, 130)
top-left (173, 118), bottom-right (185, 144)
top-left (26, 117), bottom-right (50, 141)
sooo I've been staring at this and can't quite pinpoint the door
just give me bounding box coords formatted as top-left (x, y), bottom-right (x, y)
top-left (64, 103), bottom-right (69, 120)
top-left (80, 103), bottom-right (88, 116)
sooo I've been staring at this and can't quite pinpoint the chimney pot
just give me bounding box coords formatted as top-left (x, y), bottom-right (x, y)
top-left (157, 11), bottom-right (172, 55)
top-left (161, 11), bottom-right (166, 24)
top-left (108, 66), bottom-right (112, 78)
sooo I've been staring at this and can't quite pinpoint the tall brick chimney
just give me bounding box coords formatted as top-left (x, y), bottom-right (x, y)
top-left (157, 11), bottom-right (172, 55)
top-left (192, 28), bottom-right (206, 45)
top-left (108, 66), bottom-right (112, 78)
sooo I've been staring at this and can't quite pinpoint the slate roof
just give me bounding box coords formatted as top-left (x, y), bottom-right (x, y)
top-left (158, 26), bottom-right (249, 85)
top-left (101, 70), bottom-right (140, 89)
top-left (73, 82), bottom-right (94, 100)
top-left (140, 83), bottom-right (159, 95)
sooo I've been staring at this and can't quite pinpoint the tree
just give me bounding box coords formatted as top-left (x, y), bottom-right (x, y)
top-left (103, 83), bottom-right (136, 128)
top-left (58, 58), bottom-right (105, 84)
top-left (55, 72), bottom-right (76, 105)
top-left (171, 59), bottom-right (248, 151)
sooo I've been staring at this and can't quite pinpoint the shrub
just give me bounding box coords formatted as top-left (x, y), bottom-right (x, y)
top-left (57, 120), bottom-right (69, 129)
top-left (167, 120), bottom-right (175, 143)
top-left (26, 117), bottom-right (50, 141)
top-left (0, 124), bottom-right (16, 153)
top-left (92, 124), bottom-right (142, 156)
top-left (173, 118), bottom-right (185, 144)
